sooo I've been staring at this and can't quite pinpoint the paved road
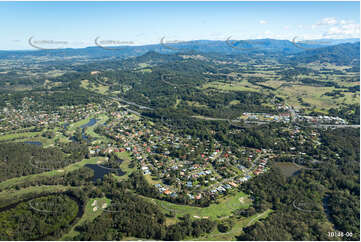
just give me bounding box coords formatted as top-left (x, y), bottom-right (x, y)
top-left (310, 124), bottom-right (360, 129)
top-left (192, 115), bottom-right (360, 129)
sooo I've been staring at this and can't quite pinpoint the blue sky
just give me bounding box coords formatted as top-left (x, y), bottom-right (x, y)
top-left (0, 1), bottom-right (359, 50)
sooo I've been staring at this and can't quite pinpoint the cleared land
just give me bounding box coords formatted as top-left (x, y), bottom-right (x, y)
top-left (146, 191), bottom-right (251, 220)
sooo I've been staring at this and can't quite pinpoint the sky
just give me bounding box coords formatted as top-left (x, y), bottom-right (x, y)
top-left (0, 1), bottom-right (359, 50)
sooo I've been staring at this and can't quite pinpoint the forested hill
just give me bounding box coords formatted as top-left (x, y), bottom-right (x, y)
top-left (0, 38), bottom-right (359, 60)
top-left (288, 42), bottom-right (360, 66)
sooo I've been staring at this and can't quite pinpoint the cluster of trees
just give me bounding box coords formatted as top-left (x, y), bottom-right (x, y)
top-left (238, 128), bottom-right (360, 241)
top-left (75, 175), bottom-right (218, 241)
top-left (289, 42), bottom-right (360, 66)
top-left (127, 172), bottom-right (212, 207)
top-left (0, 194), bottom-right (79, 240)
top-left (0, 167), bottom-right (94, 192)
top-left (0, 142), bottom-right (88, 183)
top-left (328, 104), bottom-right (360, 124)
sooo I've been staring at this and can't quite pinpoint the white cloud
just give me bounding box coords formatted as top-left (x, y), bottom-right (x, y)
top-left (340, 20), bottom-right (354, 25)
top-left (264, 30), bottom-right (272, 36)
top-left (310, 17), bottom-right (360, 38)
top-left (259, 20), bottom-right (267, 25)
top-left (317, 17), bottom-right (338, 26)
top-left (323, 22), bottom-right (360, 38)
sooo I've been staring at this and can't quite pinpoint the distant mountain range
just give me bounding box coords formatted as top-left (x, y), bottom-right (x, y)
top-left (288, 42), bottom-right (360, 66)
top-left (0, 38), bottom-right (359, 60)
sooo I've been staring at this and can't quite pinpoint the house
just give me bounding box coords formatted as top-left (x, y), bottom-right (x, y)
top-left (224, 184), bottom-right (232, 190)
top-left (229, 181), bottom-right (238, 187)
top-left (254, 169), bottom-right (262, 175)
top-left (164, 190), bottom-right (172, 195)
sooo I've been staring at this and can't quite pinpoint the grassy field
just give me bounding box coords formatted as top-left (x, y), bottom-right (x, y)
top-left (67, 116), bottom-right (93, 132)
top-left (201, 68), bottom-right (359, 114)
top-left (0, 157), bottom-right (106, 190)
top-left (0, 131), bottom-right (41, 142)
top-left (113, 151), bottom-right (137, 181)
top-left (274, 84), bottom-right (354, 110)
top-left (144, 174), bottom-right (161, 185)
top-left (61, 197), bottom-right (111, 240)
top-left (145, 191), bottom-right (251, 220)
top-left (193, 209), bottom-right (273, 241)
top-left (83, 114), bottom-right (110, 143)
top-left (15, 129), bottom-right (70, 148)
top-left (202, 80), bottom-right (260, 92)
top-left (81, 79), bottom-right (109, 94)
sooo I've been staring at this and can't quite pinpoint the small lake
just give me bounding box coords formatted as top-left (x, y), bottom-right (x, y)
top-left (80, 118), bottom-right (98, 129)
top-left (85, 159), bottom-right (125, 182)
top-left (70, 118), bottom-right (98, 142)
top-left (275, 162), bottom-right (302, 177)
top-left (24, 141), bottom-right (42, 146)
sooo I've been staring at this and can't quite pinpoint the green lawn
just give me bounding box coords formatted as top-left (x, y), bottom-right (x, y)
top-left (146, 191), bottom-right (251, 220)
top-left (83, 114), bottom-right (109, 142)
top-left (61, 197), bottom-right (111, 240)
top-left (113, 151), bottom-right (136, 181)
top-left (67, 117), bottom-right (93, 132)
top-left (0, 132), bottom-right (41, 142)
top-left (192, 209), bottom-right (273, 241)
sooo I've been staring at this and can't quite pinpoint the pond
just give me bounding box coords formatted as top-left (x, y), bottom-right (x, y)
top-left (24, 141), bottom-right (42, 146)
top-left (70, 118), bottom-right (98, 142)
top-left (85, 159), bottom-right (125, 182)
top-left (80, 118), bottom-right (98, 129)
